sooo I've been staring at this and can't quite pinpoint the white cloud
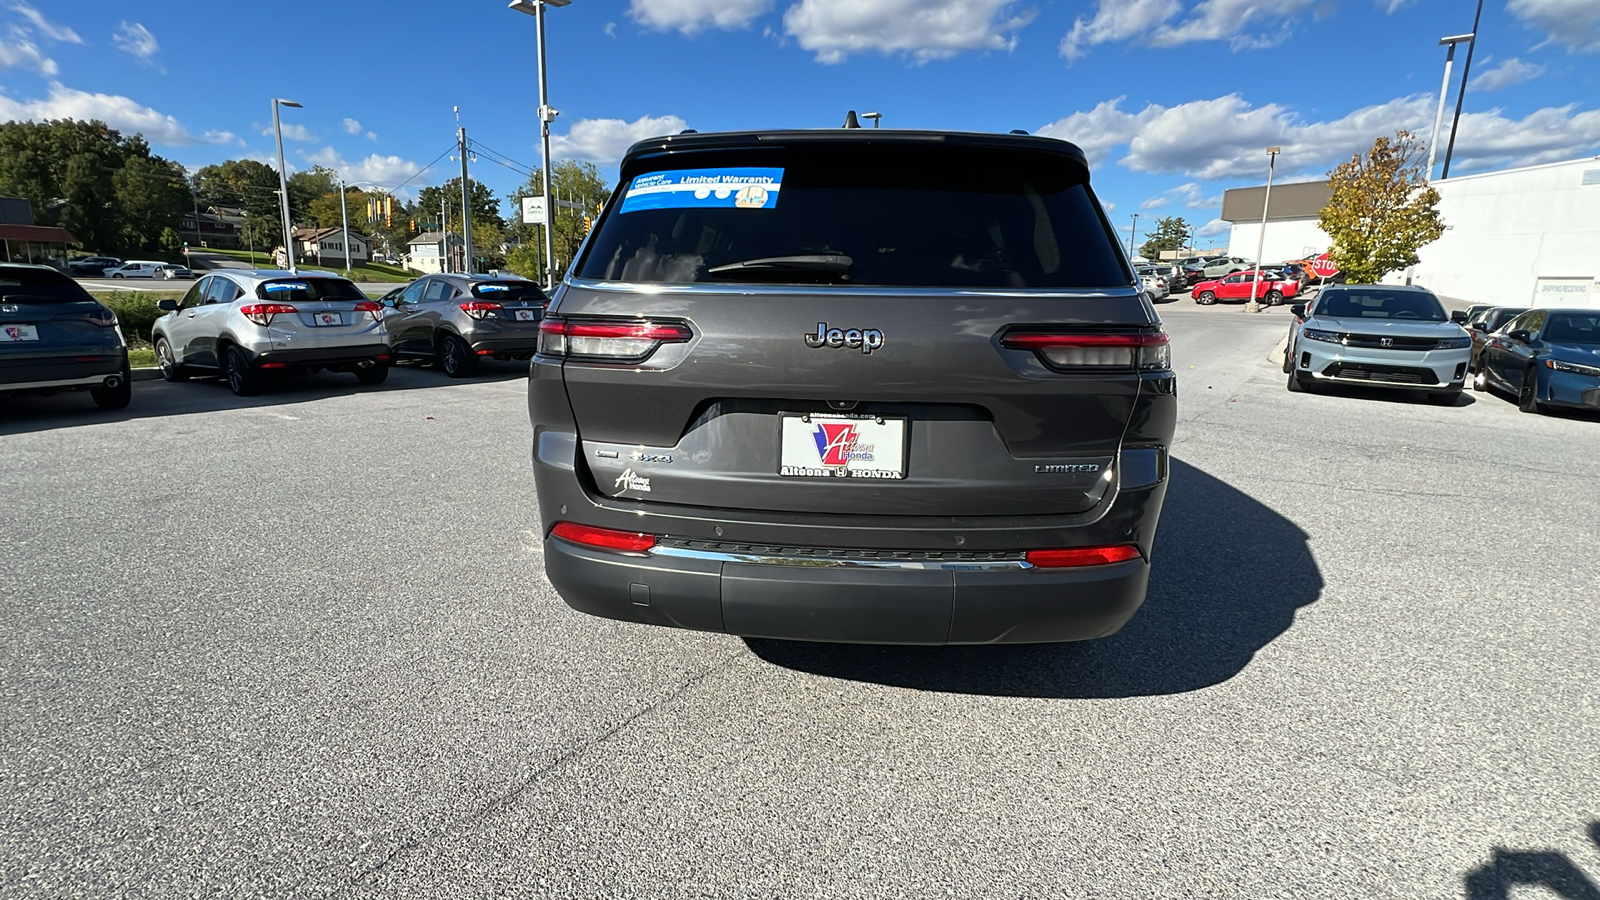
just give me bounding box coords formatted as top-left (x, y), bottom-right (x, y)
top-left (1062, 0), bottom-right (1310, 61)
top-left (1196, 218), bottom-right (1229, 237)
top-left (785, 0), bottom-right (1037, 63)
top-left (1037, 97), bottom-right (1161, 164)
top-left (112, 22), bottom-right (161, 70)
top-left (1139, 195), bottom-right (1167, 209)
top-left (299, 147), bottom-right (425, 193)
top-left (1139, 183), bottom-right (1221, 210)
top-left (550, 114), bottom-right (689, 163)
top-left (202, 130), bottom-right (245, 147)
top-left (366, 131), bottom-right (377, 141)
top-left (263, 122), bottom-right (316, 142)
top-left (1045, 93), bottom-right (1435, 180)
top-left (1468, 57), bottom-right (1545, 91)
top-left (628, 0), bottom-right (771, 35)
top-left (0, 26), bottom-right (56, 75)
top-left (1100, 199), bottom-right (1117, 213)
top-left (342, 117), bottom-right (362, 135)
top-left (0, 81), bottom-right (193, 144)
top-left (604, 21), bottom-right (618, 37)
top-left (9, 2), bottom-right (81, 43)
top-left (1446, 104), bottom-right (1600, 173)
top-left (1508, 0), bottom-right (1600, 53)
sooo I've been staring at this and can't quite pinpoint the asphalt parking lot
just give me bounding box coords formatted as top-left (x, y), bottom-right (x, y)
top-left (3, 306), bottom-right (1597, 899)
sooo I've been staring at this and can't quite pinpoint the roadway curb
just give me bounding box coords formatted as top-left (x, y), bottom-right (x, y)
top-left (1269, 335), bottom-right (1288, 367)
top-left (132, 367), bottom-right (163, 381)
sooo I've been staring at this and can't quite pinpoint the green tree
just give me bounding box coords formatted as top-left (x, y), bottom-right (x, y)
top-left (1139, 216), bottom-right (1193, 261)
top-left (503, 161), bottom-right (610, 281)
top-left (1318, 131), bottom-right (1444, 284)
top-left (192, 158), bottom-right (279, 219)
top-left (286, 166), bottom-right (339, 224)
top-left (417, 178), bottom-right (503, 270)
top-left (0, 119), bottom-right (189, 255)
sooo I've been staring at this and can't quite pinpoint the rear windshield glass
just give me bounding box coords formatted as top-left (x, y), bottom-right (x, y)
top-left (1486, 308), bottom-right (1525, 331)
top-left (1317, 289), bottom-right (1447, 322)
top-left (578, 144), bottom-right (1127, 289)
top-left (1545, 312), bottom-right (1600, 344)
top-left (471, 281), bottom-right (548, 302)
top-left (256, 278), bottom-right (366, 302)
top-left (0, 268), bottom-right (95, 303)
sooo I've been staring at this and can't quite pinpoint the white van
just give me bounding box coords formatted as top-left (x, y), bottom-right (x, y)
top-left (105, 260), bottom-right (168, 279)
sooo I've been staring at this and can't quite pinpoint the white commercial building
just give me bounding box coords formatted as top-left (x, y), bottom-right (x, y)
top-left (1222, 156), bottom-right (1600, 308)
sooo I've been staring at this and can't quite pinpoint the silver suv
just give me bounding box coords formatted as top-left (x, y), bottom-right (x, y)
top-left (1284, 284), bottom-right (1471, 404)
top-left (379, 274), bottom-right (548, 377)
top-left (152, 270), bottom-right (390, 395)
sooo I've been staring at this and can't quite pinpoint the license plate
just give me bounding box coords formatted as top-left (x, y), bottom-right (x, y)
top-left (310, 312), bottom-right (343, 327)
top-left (779, 413), bottom-right (906, 479)
top-left (2, 324), bottom-right (39, 341)
top-left (514, 309), bottom-right (538, 321)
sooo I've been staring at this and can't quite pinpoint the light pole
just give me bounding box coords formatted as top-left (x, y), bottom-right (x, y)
top-left (1442, 0), bottom-right (1485, 179)
top-left (862, 111), bottom-right (882, 128)
top-left (271, 98), bottom-right (303, 275)
top-left (510, 0), bottom-right (569, 290)
top-left (1248, 146), bottom-right (1282, 313)
top-left (1429, 34), bottom-right (1473, 180)
top-left (1128, 213), bottom-right (1139, 259)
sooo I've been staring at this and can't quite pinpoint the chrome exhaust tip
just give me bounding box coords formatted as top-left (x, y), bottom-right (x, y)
top-left (103, 375), bottom-right (123, 389)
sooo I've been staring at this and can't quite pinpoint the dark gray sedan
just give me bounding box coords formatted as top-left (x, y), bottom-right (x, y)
top-left (379, 273), bottom-right (548, 377)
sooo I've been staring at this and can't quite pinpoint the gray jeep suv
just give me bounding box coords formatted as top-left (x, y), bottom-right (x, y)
top-left (529, 128), bottom-right (1177, 644)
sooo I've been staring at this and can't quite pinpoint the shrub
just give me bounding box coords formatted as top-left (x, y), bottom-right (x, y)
top-left (98, 291), bottom-right (177, 346)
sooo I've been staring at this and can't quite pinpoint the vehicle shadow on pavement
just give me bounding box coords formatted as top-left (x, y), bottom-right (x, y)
top-left (1463, 821), bottom-right (1600, 899)
top-left (0, 363), bottom-right (529, 436)
top-left (1312, 384), bottom-right (1478, 408)
top-left (744, 457), bottom-right (1323, 698)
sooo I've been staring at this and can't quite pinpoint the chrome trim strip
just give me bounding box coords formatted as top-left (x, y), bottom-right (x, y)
top-left (650, 544), bottom-right (1034, 571)
top-left (563, 277), bottom-right (1139, 300)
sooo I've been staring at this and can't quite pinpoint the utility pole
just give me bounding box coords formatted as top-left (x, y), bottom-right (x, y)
top-left (457, 108), bottom-right (473, 275)
top-left (339, 180), bottom-right (351, 274)
top-left (441, 194), bottom-right (450, 273)
top-left (1442, 0), bottom-right (1485, 179)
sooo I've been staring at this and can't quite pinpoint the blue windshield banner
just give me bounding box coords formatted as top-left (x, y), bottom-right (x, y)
top-left (619, 168), bottom-right (783, 214)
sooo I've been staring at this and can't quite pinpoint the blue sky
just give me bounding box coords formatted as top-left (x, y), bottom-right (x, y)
top-left (3, 0), bottom-right (1597, 246)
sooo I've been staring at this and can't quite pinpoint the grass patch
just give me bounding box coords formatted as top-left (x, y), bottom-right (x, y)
top-left (128, 347), bottom-right (156, 368)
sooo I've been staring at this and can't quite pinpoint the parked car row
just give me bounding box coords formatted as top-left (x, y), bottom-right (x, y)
top-left (1191, 268), bottom-right (1301, 305)
top-left (1471, 306), bottom-right (1600, 414)
top-left (67, 257), bottom-right (194, 280)
top-left (152, 269), bottom-right (549, 394)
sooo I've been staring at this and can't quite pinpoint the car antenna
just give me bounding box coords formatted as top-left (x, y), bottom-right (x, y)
top-left (842, 110), bottom-right (862, 129)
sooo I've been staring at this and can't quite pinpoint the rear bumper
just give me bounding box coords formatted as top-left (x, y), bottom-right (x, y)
top-left (0, 353), bottom-right (128, 391)
top-left (468, 335), bottom-right (540, 356)
top-left (243, 343), bottom-right (390, 368)
top-left (545, 536), bottom-right (1150, 645)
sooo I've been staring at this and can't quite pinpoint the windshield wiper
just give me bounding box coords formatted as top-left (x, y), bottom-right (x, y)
top-left (706, 254), bottom-right (853, 280)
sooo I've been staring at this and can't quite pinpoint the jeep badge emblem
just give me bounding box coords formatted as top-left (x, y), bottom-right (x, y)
top-left (804, 322), bottom-right (885, 354)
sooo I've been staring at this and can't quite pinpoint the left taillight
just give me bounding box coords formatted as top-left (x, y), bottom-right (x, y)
top-left (538, 317), bottom-right (693, 361)
top-left (85, 306), bottom-right (118, 327)
top-left (239, 303), bottom-right (297, 327)
top-left (353, 300), bottom-right (382, 319)
top-left (1000, 330), bottom-right (1171, 371)
top-left (460, 300), bottom-right (502, 321)
top-left (550, 522), bottom-right (657, 553)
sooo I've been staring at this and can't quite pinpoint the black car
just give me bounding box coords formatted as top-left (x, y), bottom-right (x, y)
top-left (0, 264), bottom-right (131, 409)
top-left (1475, 307), bottom-right (1600, 413)
top-left (1464, 306), bottom-right (1528, 368)
top-left (529, 126), bottom-right (1176, 645)
top-left (66, 256), bottom-right (122, 278)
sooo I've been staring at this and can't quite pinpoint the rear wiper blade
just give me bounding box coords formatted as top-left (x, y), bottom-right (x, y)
top-left (706, 254), bottom-right (853, 278)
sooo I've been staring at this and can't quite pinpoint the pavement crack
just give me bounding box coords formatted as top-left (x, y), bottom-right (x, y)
top-left (332, 644), bottom-right (749, 893)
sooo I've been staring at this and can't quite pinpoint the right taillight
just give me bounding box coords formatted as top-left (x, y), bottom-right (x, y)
top-left (239, 303), bottom-right (298, 327)
top-left (538, 317), bottom-right (693, 361)
top-left (460, 300), bottom-right (503, 320)
top-left (550, 522), bottom-right (657, 553)
top-left (1026, 545), bottom-right (1142, 568)
top-left (1001, 330), bottom-right (1171, 371)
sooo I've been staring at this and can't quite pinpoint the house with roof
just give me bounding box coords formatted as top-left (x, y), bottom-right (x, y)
top-left (0, 197), bottom-right (78, 267)
top-left (291, 226), bottom-right (370, 267)
top-left (405, 231), bottom-right (462, 275)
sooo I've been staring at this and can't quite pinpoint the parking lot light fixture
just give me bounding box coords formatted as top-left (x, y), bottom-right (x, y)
top-left (272, 98), bottom-right (303, 275)
top-left (1128, 212), bottom-right (1139, 258)
top-left (1442, 0), bottom-right (1485, 179)
top-left (510, 0), bottom-right (570, 290)
top-left (1429, 34), bottom-right (1474, 180)
top-left (1248, 146), bottom-right (1281, 313)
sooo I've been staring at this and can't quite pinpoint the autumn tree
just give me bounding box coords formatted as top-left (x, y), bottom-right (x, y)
top-left (503, 161), bottom-right (610, 282)
top-left (1318, 131), bottom-right (1445, 284)
top-left (1139, 216), bottom-right (1193, 261)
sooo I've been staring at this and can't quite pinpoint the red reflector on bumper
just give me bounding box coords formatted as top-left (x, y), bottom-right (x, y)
top-left (259, 362), bottom-right (288, 369)
top-left (551, 522), bottom-right (657, 553)
top-left (1025, 545), bottom-right (1141, 568)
